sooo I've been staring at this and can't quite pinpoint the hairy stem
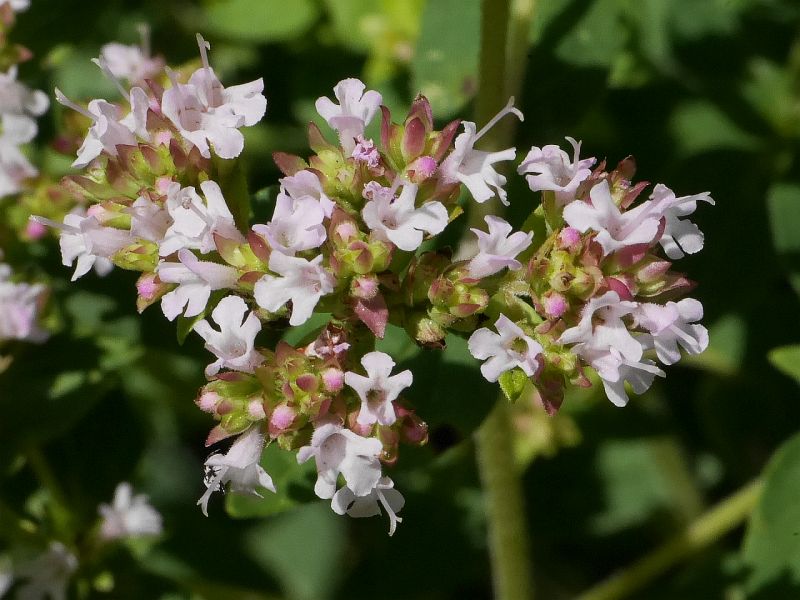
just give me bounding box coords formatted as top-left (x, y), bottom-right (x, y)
top-left (576, 479), bottom-right (764, 600)
top-left (476, 399), bottom-right (535, 600)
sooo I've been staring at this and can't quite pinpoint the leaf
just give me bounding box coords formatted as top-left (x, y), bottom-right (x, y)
top-left (202, 0), bottom-right (318, 43)
top-left (683, 313), bottom-right (746, 376)
top-left (670, 100), bottom-right (761, 157)
top-left (244, 502), bottom-right (346, 600)
top-left (768, 346), bottom-right (800, 385)
top-left (226, 443), bottom-right (316, 518)
top-left (411, 0), bottom-right (479, 117)
top-left (766, 183), bottom-right (800, 297)
top-left (176, 312), bottom-right (204, 345)
top-left (742, 432), bottom-right (800, 595)
top-left (498, 368), bottom-right (529, 403)
top-left (554, 0), bottom-right (627, 69)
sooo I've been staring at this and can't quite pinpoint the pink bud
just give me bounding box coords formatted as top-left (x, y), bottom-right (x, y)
top-left (543, 292), bottom-right (568, 319)
top-left (335, 220), bottom-right (359, 243)
top-left (407, 155), bottom-right (437, 183)
top-left (558, 227), bottom-right (582, 250)
top-left (136, 272), bottom-right (159, 301)
top-left (606, 276), bottom-right (633, 300)
top-left (402, 117), bottom-right (427, 160)
top-left (269, 404), bottom-right (296, 435)
top-left (155, 175), bottom-right (173, 196)
top-left (322, 367), bottom-right (344, 392)
top-left (196, 391), bottom-right (221, 413)
top-left (295, 373), bottom-right (319, 393)
top-left (351, 274), bottom-right (379, 299)
top-left (247, 399), bottom-right (266, 420)
top-left (25, 219), bottom-right (48, 240)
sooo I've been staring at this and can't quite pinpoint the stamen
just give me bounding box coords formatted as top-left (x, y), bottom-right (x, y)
top-left (29, 215), bottom-right (80, 234)
top-left (196, 33), bottom-right (211, 72)
top-left (376, 487), bottom-right (402, 536)
top-left (137, 23), bottom-right (151, 58)
top-left (91, 58), bottom-right (130, 102)
top-left (475, 96), bottom-right (524, 141)
top-left (54, 88), bottom-right (95, 121)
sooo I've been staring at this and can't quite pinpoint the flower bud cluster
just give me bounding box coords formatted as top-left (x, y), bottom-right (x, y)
top-left (46, 32), bottom-right (712, 535)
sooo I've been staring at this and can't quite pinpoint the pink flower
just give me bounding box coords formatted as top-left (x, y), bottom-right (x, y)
top-left (563, 180), bottom-right (661, 256)
top-left (344, 351), bottom-right (412, 426)
top-left (252, 191), bottom-right (326, 255)
top-left (0, 263), bottom-right (48, 343)
top-left (297, 418), bottom-right (383, 499)
top-left (193, 295), bottom-right (263, 377)
top-left (361, 182), bottom-right (447, 251)
top-left (253, 252), bottom-right (335, 326)
top-left (648, 184), bottom-right (714, 259)
top-left (518, 137), bottom-right (595, 205)
top-left (634, 298), bottom-right (708, 365)
top-left (315, 78), bottom-right (382, 153)
top-left (467, 215), bottom-right (532, 278)
top-left (468, 314), bottom-right (543, 382)
top-left (280, 169), bottom-right (335, 217)
top-left (439, 97), bottom-right (523, 205)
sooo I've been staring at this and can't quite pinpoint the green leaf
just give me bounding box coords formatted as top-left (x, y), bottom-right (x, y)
top-left (226, 443), bottom-right (316, 518)
top-left (498, 368), bottom-right (529, 403)
top-left (683, 313), bottom-right (746, 376)
top-left (670, 100), bottom-right (760, 157)
top-left (768, 345), bottom-right (800, 385)
top-left (202, 0), bottom-right (318, 43)
top-left (742, 432), bottom-right (800, 594)
top-left (411, 0), bottom-right (479, 116)
top-left (554, 0), bottom-right (627, 69)
top-left (767, 183), bottom-right (800, 297)
top-left (244, 502), bottom-right (346, 600)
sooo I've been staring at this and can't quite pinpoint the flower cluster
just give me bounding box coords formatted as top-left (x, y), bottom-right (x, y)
top-left (44, 32), bottom-right (712, 535)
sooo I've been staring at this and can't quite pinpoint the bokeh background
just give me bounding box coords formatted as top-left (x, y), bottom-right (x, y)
top-left (2, 0), bottom-right (800, 598)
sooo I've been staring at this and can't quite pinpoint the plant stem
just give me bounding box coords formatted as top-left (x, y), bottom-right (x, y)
top-left (26, 445), bottom-right (73, 539)
top-left (476, 399), bottom-right (535, 600)
top-left (576, 478), bottom-right (764, 600)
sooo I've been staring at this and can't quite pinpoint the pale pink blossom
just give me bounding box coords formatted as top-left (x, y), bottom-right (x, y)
top-left (468, 314), bottom-right (543, 382)
top-left (253, 252), bottom-right (335, 326)
top-left (439, 97), bottom-right (523, 205)
top-left (162, 35), bottom-right (266, 159)
top-left (193, 295), bottom-right (263, 377)
top-left (648, 184), bottom-right (714, 259)
top-left (297, 419), bottom-right (383, 499)
top-left (362, 182), bottom-right (447, 251)
top-left (198, 426), bottom-right (275, 516)
top-left (518, 137), bottom-right (595, 205)
top-left (634, 298), bottom-right (708, 365)
top-left (351, 135), bottom-right (380, 167)
top-left (0, 264), bottom-right (47, 343)
top-left (156, 249), bottom-right (239, 321)
top-left (467, 215), bottom-right (532, 278)
top-left (160, 181), bottom-right (243, 256)
top-left (99, 26), bottom-right (164, 86)
top-left (315, 78), bottom-right (382, 153)
top-left (345, 351), bottom-right (412, 426)
top-left (563, 180), bottom-right (661, 256)
top-left (252, 192), bottom-right (326, 255)
top-left (280, 169), bottom-right (335, 217)
top-left (128, 195), bottom-right (171, 242)
top-left (14, 542), bottom-right (77, 600)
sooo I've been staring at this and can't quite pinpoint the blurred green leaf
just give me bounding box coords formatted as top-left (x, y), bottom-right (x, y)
top-left (670, 101), bottom-right (760, 157)
top-left (767, 183), bottom-right (800, 296)
top-left (411, 0), bottom-right (479, 116)
top-left (742, 58), bottom-right (800, 138)
top-left (202, 0), bottom-right (318, 43)
top-left (555, 0), bottom-right (627, 69)
top-left (742, 432), bottom-right (800, 594)
top-left (683, 313), bottom-right (746, 375)
top-left (768, 345), bottom-right (800, 385)
top-left (244, 502), bottom-right (346, 600)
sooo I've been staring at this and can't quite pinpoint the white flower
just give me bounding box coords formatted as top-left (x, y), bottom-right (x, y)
top-left (99, 27), bottom-right (163, 86)
top-left (467, 215), bottom-right (532, 279)
top-left (193, 295), bottom-right (263, 377)
top-left (156, 249), bottom-right (239, 321)
top-left (332, 477), bottom-right (405, 536)
top-left (0, 114), bottom-right (38, 197)
top-left (99, 482), bottom-right (162, 540)
top-left (468, 314), bottom-right (543, 382)
top-left (315, 78), bottom-right (382, 153)
top-left (14, 542), bottom-right (77, 600)
top-left (634, 298), bottom-right (709, 365)
top-left (159, 180), bottom-right (243, 256)
top-left (344, 351), bottom-right (412, 426)
top-left (297, 419), bottom-right (383, 499)
top-left (0, 263), bottom-right (47, 343)
top-left (55, 87), bottom-right (149, 168)
top-left (0, 66), bottom-right (48, 118)
top-left (0, 0), bottom-right (30, 14)
top-left (439, 97), bottom-right (523, 205)
top-left (128, 195), bottom-right (171, 243)
top-left (648, 184), bottom-right (715, 259)
top-left (252, 191), bottom-right (326, 255)
top-left (563, 180), bottom-right (661, 256)
top-left (198, 426), bottom-right (275, 517)
top-left (361, 182), bottom-right (447, 251)
top-left (518, 137), bottom-right (596, 205)
top-left (33, 211), bottom-right (131, 281)
top-left (253, 252), bottom-right (335, 326)
top-left (162, 35), bottom-right (266, 159)
top-left (280, 169), bottom-right (335, 218)
top-left (559, 292), bottom-right (666, 406)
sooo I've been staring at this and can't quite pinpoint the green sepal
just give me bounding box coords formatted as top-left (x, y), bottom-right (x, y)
top-left (498, 367), bottom-right (528, 403)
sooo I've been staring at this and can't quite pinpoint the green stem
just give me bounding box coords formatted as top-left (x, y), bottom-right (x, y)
top-left (576, 479), bottom-right (764, 600)
top-left (476, 399), bottom-right (535, 600)
top-left (26, 445), bottom-right (73, 539)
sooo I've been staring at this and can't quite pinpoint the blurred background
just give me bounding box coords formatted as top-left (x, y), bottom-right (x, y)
top-left (2, 0), bottom-right (800, 598)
